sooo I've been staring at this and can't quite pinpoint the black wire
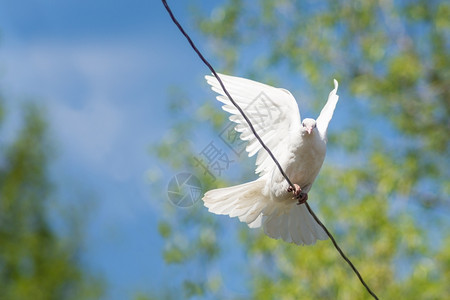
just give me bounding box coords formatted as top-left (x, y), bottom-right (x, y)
top-left (161, 1), bottom-right (379, 299)
top-left (161, 0), bottom-right (294, 190)
top-left (304, 203), bottom-right (379, 299)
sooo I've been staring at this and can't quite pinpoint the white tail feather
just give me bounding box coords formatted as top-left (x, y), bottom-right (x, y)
top-left (203, 180), bottom-right (328, 246)
top-left (263, 204), bottom-right (328, 245)
top-left (203, 180), bottom-right (267, 227)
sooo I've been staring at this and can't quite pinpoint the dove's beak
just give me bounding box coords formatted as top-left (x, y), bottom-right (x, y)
top-left (307, 127), bottom-right (313, 135)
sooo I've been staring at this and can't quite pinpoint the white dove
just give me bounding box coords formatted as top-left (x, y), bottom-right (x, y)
top-left (202, 73), bottom-right (339, 245)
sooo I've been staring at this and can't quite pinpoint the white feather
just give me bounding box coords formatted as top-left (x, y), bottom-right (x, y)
top-left (316, 79), bottom-right (339, 140)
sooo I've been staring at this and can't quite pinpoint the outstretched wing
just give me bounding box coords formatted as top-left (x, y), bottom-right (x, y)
top-left (205, 73), bottom-right (301, 176)
top-left (316, 79), bottom-right (339, 140)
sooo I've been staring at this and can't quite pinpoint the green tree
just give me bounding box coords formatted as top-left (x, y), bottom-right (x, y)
top-left (0, 101), bottom-right (103, 300)
top-left (153, 0), bottom-right (449, 299)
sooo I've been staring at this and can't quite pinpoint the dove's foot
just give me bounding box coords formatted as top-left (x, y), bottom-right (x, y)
top-left (288, 184), bottom-right (302, 197)
top-left (288, 184), bottom-right (308, 205)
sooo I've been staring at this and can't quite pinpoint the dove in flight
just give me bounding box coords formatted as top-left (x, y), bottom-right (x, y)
top-left (202, 73), bottom-right (339, 245)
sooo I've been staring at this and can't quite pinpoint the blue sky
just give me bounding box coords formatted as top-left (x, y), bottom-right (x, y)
top-left (0, 1), bottom-right (226, 298)
top-left (0, 2), bottom-right (357, 298)
top-left (4, 1), bottom-right (446, 299)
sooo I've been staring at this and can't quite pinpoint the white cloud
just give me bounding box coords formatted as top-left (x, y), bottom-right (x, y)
top-left (51, 97), bottom-right (123, 165)
top-left (0, 37), bottom-right (162, 173)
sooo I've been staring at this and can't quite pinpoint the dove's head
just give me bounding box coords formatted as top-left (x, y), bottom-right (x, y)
top-left (301, 118), bottom-right (317, 136)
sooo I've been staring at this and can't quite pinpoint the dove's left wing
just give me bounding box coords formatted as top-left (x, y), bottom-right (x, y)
top-left (205, 73), bottom-right (301, 176)
top-left (316, 79), bottom-right (339, 140)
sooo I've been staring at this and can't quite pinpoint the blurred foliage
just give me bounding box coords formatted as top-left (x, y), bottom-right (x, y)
top-left (0, 101), bottom-right (103, 300)
top-left (153, 0), bottom-right (449, 299)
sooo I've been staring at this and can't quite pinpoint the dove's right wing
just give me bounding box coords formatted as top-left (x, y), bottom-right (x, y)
top-left (316, 79), bottom-right (339, 140)
top-left (205, 73), bottom-right (302, 177)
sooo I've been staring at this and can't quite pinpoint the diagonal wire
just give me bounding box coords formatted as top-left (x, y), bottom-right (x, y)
top-left (161, 0), bottom-right (293, 190)
top-left (161, 1), bottom-right (379, 299)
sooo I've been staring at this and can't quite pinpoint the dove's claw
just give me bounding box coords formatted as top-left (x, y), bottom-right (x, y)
top-left (288, 184), bottom-right (302, 197)
top-left (296, 192), bottom-right (308, 205)
top-left (288, 184), bottom-right (308, 204)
